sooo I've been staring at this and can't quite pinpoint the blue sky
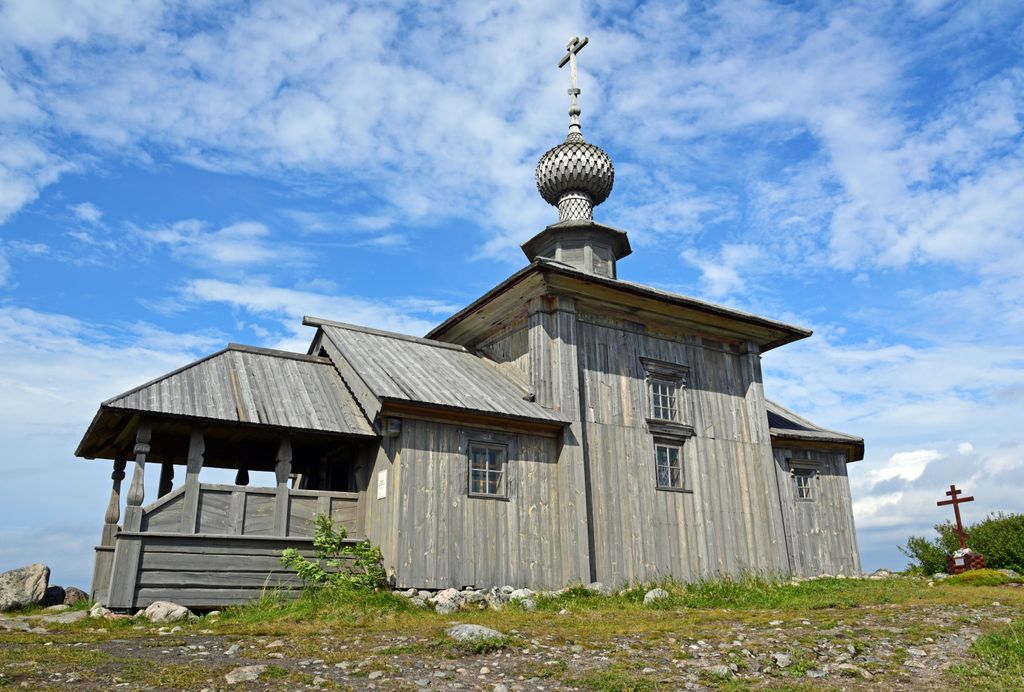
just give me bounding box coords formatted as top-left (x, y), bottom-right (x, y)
top-left (2, 0), bottom-right (1023, 589)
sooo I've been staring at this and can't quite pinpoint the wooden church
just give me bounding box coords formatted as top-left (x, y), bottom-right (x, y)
top-left (77, 39), bottom-right (863, 610)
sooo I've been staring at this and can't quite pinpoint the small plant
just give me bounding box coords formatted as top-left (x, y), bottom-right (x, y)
top-left (280, 514), bottom-right (386, 589)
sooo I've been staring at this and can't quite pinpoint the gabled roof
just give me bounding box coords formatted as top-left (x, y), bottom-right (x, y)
top-left (427, 258), bottom-right (812, 351)
top-left (77, 344), bottom-right (375, 458)
top-left (766, 399), bottom-right (864, 462)
top-left (305, 317), bottom-right (568, 427)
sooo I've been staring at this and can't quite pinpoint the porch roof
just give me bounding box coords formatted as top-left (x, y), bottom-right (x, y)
top-left (766, 399), bottom-right (864, 462)
top-left (76, 344), bottom-right (375, 458)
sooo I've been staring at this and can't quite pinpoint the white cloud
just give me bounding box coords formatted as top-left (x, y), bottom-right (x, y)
top-left (681, 243), bottom-right (764, 299)
top-left (869, 449), bottom-right (940, 485)
top-left (958, 442), bottom-right (974, 455)
top-left (138, 219), bottom-right (302, 268)
top-left (70, 201), bottom-right (103, 224)
top-left (181, 278), bottom-right (443, 350)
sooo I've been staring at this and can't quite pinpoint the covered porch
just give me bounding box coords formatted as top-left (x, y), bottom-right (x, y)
top-left (75, 344), bottom-right (378, 610)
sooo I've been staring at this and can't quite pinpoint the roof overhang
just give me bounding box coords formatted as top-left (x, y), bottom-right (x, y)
top-left (427, 259), bottom-right (812, 352)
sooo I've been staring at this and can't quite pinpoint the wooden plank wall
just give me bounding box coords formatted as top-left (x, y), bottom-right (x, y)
top-left (772, 447), bottom-right (861, 577)
top-left (389, 419), bottom-right (565, 589)
top-left (576, 314), bottom-right (791, 584)
top-left (128, 534), bottom-right (356, 609)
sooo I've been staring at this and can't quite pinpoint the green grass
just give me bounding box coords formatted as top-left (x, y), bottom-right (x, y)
top-left (952, 621), bottom-right (1024, 689)
top-left (945, 569), bottom-right (1012, 587)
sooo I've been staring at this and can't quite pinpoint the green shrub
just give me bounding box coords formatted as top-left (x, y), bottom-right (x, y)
top-left (900, 513), bottom-right (1024, 574)
top-left (280, 514), bottom-right (386, 589)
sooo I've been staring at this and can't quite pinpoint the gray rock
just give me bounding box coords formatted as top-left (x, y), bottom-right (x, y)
top-left (585, 582), bottom-right (610, 595)
top-left (463, 591), bottom-right (485, 604)
top-left (997, 568), bottom-right (1021, 580)
top-left (62, 587), bottom-right (88, 606)
top-left (39, 610), bottom-right (88, 625)
top-left (869, 569), bottom-right (892, 580)
top-left (43, 604), bottom-right (71, 613)
top-left (806, 669), bottom-right (827, 678)
top-left (643, 587), bottom-right (669, 605)
top-left (143, 601), bottom-right (192, 623)
top-left (492, 685), bottom-right (509, 692)
top-left (417, 590), bottom-right (432, 600)
top-left (485, 588), bottom-right (510, 610)
top-left (517, 597), bottom-right (537, 611)
top-left (434, 587), bottom-right (464, 614)
top-left (89, 605), bottom-right (112, 618)
top-left (500, 585), bottom-right (515, 594)
top-left (224, 643), bottom-right (241, 656)
top-left (772, 653), bottom-right (792, 668)
top-left (225, 665), bottom-right (266, 684)
top-left (368, 670), bottom-right (384, 680)
top-left (706, 664), bottom-right (732, 678)
top-left (410, 597), bottom-right (427, 608)
top-left (509, 588), bottom-right (533, 601)
top-left (0, 563), bottom-right (50, 612)
top-left (447, 624), bottom-right (504, 642)
top-left (834, 663), bottom-right (872, 679)
top-left (931, 572), bottom-right (949, 580)
top-left (907, 647), bottom-right (927, 657)
top-left (41, 585), bottom-right (66, 607)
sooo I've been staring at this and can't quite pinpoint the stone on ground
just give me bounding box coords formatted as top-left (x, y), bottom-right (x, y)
top-left (225, 664), bottom-right (266, 684)
top-left (643, 587), bottom-right (669, 605)
top-left (446, 624), bottom-right (504, 642)
top-left (508, 588), bottom-right (533, 601)
top-left (0, 563), bottom-right (50, 612)
top-left (585, 582), bottom-right (610, 595)
top-left (143, 600), bottom-right (192, 622)
top-left (997, 568), bottom-right (1021, 580)
top-left (62, 587), bottom-right (88, 606)
top-left (41, 585), bottom-right (66, 607)
top-left (433, 588), bottom-right (464, 614)
top-left (772, 653), bottom-right (792, 668)
top-left (89, 605), bottom-right (112, 618)
top-left (517, 597), bottom-right (537, 611)
top-left (43, 604), bottom-right (71, 613)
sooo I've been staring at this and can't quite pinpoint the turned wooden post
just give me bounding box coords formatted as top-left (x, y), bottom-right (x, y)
top-left (158, 461), bottom-right (174, 498)
top-left (100, 454), bottom-right (128, 545)
top-left (122, 422), bottom-right (152, 533)
top-left (273, 436), bottom-right (293, 536)
top-left (179, 428), bottom-right (205, 534)
top-left (107, 421), bottom-right (152, 609)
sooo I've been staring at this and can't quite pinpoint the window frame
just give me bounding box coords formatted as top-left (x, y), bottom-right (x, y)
top-left (640, 357), bottom-right (690, 433)
top-left (461, 430), bottom-right (515, 501)
top-left (654, 439), bottom-right (688, 492)
top-left (788, 461), bottom-right (819, 502)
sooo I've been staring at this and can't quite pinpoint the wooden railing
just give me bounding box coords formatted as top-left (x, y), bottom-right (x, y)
top-left (139, 483), bottom-right (362, 538)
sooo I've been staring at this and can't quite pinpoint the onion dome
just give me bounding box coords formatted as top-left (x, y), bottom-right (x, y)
top-left (535, 37), bottom-right (614, 222)
top-left (536, 136), bottom-right (614, 221)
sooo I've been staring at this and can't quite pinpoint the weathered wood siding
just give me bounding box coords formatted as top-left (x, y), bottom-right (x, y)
top-left (772, 447), bottom-right (861, 577)
top-left (139, 484), bottom-right (361, 538)
top-left (119, 533), bottom-right (357, 609)
top-left (575, 314), bottom-right (790, 584)
top-left (388, 419), bottom-right (566, 589)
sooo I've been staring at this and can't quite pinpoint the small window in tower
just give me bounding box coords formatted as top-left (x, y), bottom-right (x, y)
top-left (655, 442), bottom-right (685, 490)
top-left (650, 378), bottom-right (678, 421)
top-left (468, 442), bottom-right (507, 498)
top-left (793, 468), bottom-right (815, 501)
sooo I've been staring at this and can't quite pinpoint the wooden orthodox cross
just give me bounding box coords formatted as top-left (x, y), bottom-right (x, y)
top-left (558, 36), bottom-right (589, 136)
top-left (936, 484), bottom-right (974, 550)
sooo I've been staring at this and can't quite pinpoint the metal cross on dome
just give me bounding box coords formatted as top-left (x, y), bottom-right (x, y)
top-left (936, 484), bottom-right (975, 550)
top-left (559, 36), bottom-right (589, 138)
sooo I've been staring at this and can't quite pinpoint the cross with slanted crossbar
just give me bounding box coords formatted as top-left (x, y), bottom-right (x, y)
top-left (558, 36), bottom-right (589, 136)
top-left (937, 484), bottom-right (975, 550)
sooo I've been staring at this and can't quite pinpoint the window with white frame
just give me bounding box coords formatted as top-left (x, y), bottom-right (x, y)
top-left (655, 441), bottom-right (685, 490)
top-left (641, 358), bottom-right (688, 426)
top-left (792, 467), bottom-right (815, 501)
top-left (650, 378), bottom-right (678, 421)
top-left (468, 442), bottom-right (507, 498)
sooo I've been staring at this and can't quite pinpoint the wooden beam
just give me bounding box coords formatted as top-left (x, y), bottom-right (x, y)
top-left (179, 428), bottom-right (205, 534)
top-left (273, 437), bottom-right (293, 536)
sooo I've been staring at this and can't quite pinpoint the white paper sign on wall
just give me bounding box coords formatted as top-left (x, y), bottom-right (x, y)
top-left (377, 469), bottom-right (387, 499)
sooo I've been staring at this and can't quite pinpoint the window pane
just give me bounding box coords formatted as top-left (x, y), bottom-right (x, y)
top-left (468, 443), bottom-right (507, 496)
top-left (655, 443), bottom-right (684, 489)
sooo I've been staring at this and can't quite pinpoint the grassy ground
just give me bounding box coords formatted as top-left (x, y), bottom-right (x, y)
top-left (1, 573), bottom-right (1022, 690)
